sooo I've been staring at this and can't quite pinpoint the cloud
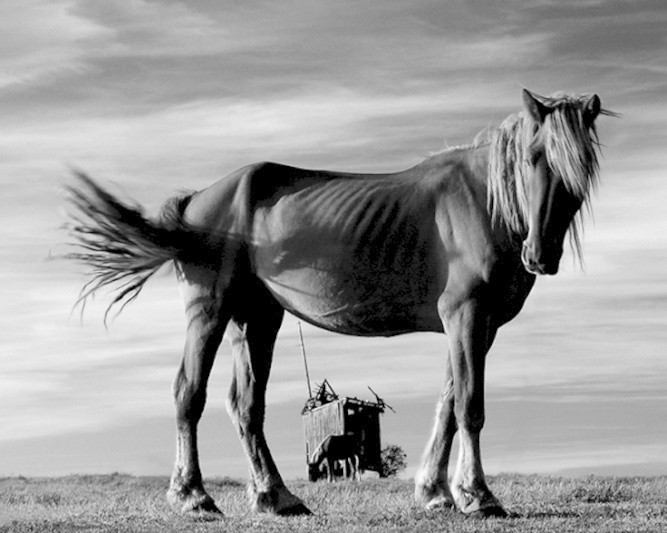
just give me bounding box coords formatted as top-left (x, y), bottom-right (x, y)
top-left (508, 0), bottom-right (667, 88)
top-left (0, 0), bottom-right (108, 88)
top-left (72, 0), bottom-right (231, 58)
top-left (0, 84), bottom-right (520, 199)
top-left (1, 1), bottom-right (557, 115)
top-left (487, 443), bottom-right (667, 475)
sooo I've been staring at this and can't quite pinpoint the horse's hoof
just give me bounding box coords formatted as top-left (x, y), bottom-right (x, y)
top-left (190, 499), bottom-right (223, 515)
top-left (277, 502), bottom-right (313, 516)
top-left (424, 495), bottom-right (456, 511)
top-left (185, 506), bottom-right (224, 521)
top-left (168, 490), bottom-right (223, 517)
top-left (251, 486), bottom-right (312, 516)
top-left (466, 505), bottom-right (508, 519)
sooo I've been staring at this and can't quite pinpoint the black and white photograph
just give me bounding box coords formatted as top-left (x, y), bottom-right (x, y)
top-left (1, 1), bottom-right (665, 531)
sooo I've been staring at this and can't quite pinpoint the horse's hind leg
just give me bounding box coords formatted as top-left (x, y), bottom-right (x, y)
top-left (342, 458), bottom-right (349, 480)
top-left (226, 281), bottom-right (311, 516)
top-left (167, 265), bottom-right (229, 515)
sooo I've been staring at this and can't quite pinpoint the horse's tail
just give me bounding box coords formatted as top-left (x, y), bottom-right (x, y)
top-left (65, 172), bottom-right (215, 322)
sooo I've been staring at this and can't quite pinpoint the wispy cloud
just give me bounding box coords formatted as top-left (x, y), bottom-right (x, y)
top-left (73, 0), bottom-right (230, 58)
top-left (0, 0), bottom-right (108, 87)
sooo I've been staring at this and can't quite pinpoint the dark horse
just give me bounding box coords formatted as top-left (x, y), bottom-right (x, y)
top-left (66, 89), bottom-right (609, 517)
top-left (308, 434), bottom-right (361, 482)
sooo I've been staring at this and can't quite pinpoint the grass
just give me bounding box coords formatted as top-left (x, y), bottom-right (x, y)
top-left (1, 474), bottom-right (666, 532)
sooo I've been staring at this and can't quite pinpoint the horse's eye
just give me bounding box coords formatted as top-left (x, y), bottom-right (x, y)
top-left (528, 152), bottom-right (542, 167)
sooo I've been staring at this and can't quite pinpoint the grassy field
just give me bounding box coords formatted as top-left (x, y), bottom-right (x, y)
top-left (1, 474), bottom-right (666, 532)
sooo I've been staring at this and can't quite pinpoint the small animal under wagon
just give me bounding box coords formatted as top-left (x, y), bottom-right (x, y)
top-left (65, 89), bottom-right (612, 518)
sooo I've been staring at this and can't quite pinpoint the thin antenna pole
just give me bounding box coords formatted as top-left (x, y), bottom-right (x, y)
top-left (298, 321), bottom-right (313, 399)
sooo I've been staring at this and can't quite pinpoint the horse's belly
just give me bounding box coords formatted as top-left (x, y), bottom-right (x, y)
top-left (256, 259), bottom-right (443, 336)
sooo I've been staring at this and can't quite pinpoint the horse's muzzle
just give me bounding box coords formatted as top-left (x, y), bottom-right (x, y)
top-left (521, 242), bottom-right (559, 276)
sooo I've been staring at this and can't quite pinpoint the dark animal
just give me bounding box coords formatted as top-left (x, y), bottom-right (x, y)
top-left (65, 89), bottom-right (609, 517)
top-left (308, 434), bottom-right (361, 482)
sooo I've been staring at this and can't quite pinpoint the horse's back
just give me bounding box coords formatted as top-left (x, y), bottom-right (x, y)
top-left (183, 162), bottom-right (381, 232)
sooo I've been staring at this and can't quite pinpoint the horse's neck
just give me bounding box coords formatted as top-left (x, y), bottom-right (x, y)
top-left (467, 144), bottom-right (492, 191)
top-left (459, 144), bottom-right (527, 251)
top-left (447, 144), bottom-right (493, 211)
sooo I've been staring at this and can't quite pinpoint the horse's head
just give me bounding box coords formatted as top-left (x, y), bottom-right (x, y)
top-left (307, 462), bottom-right (322, 481)
top-left (519, 89), bottom-right (601, 275)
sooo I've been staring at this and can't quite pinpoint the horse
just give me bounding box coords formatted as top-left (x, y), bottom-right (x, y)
top-left (308, 434), bottom-right (361, 482)
top-left (65, 89), bottom-right (610, 518)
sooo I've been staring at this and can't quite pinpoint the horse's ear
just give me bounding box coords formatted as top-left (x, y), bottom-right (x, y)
top-left (522, 89), bottom-right (552, 123)
top-left (583, 94), bottom-right (601, 127)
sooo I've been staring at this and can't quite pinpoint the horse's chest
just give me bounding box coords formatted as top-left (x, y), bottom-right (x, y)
top-left (490, 261), bottom-right (536, 326)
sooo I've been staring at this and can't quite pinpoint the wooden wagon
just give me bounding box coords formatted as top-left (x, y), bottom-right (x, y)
top-left (302, 380), bottom-right (386, 480)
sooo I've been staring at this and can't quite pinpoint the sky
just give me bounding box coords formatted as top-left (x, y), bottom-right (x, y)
top-left (1, 0), bottom-right (666, 482)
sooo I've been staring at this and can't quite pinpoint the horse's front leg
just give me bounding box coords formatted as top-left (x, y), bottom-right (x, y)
top-left (414, 353), bottom-right (457, 509)
top-left (225, 295), bottom-right (311, 516)
top-left (446, 297), bottom-right (506, 517)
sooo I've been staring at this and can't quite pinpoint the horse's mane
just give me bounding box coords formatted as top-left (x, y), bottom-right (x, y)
top-left (486, 93), bottom-right (614, 260)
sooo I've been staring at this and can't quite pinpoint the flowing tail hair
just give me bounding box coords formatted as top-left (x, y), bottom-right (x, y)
top-left (64, 172), bottom-right (215, 323)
